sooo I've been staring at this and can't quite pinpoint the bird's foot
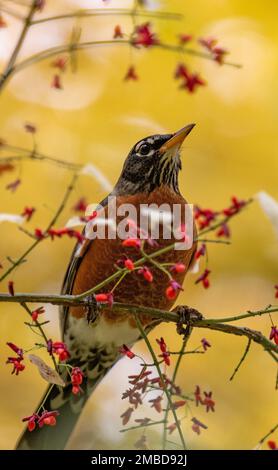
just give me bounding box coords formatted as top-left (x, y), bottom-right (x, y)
top-left (173, 305), bottom-right (203, 339)
top-left (85, 294), bottom-right (100, 325)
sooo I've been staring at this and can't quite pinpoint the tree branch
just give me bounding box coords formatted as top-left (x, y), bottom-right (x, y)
top-left (3, 39), bottom-right (241, 91)
top-left (0, 143), bottom-right (81, 171)
top-left (0, 292), bottom-right (277, 354)
top-left (229, 338), bottom-right (252, 381)
top-left (0, 0), bottom-right (38, 92)
top-left (30, 8), bottom-right (183, 26)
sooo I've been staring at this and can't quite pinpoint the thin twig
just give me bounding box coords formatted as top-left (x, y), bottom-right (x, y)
top-left (169, 350), bottom-right (205, 355)
top-left (0, 144), bottom-right (81, 170)
top-left (120, 419), bottom-right (166, 433)
top-left (257, 423), bottom-right (278, 446)
top-left (208, 305), bottom-right (278, 324)
top-left (21, 302), bottom-right (58, 372)
top-left (229, 338), bottom-right (251, 381)
top-left (0, 3), bottom-right (25, 19)
top-left (0, 0), bottom-right (38, 92)
top-left (162, 333), bottom-right (191, 450)
top-left (4, 39), bottom-right (241, 90)
top-left (30, 8), bottom-right (183, 26)
top-left (135, 316), bottom-right (186, 450)
top-left (197, 238), bottom-right (231, 245)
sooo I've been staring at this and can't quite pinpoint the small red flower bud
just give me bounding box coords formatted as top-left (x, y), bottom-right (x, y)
top-left (71, 367), bottom-right (84, 395)
top-left (6, 178), bottom-right (21, 192)
top-left (113, 25), bottom-right (124, 39)
top-left (95, 292), bottom-right (114, 307)
top-left (52, 341), bottom-right (70, 362)
top-left (21, 206), bottom-right (36, 221)
top-left (51, 74), bottom-right (63, 89)
top-left (191, 417), bottom-right (208, 434)
top-left (122, 238), bottom-right (141, 248)
top-left (165, 286), bottom-right (175, 300)
top-left (22, 413), bottom-right (38, 432)
top-left (201, 338), bottom-right (211, 351)
top-left (149, 395), bottom-right (163, 413)
top-left (212, 46), bottom-right (228, 65)
top-left (216, 223), bottom-right (230, 238)
top-left (269, 326), bottom-right (278, 345)
top-left (203, 391), bottom-right (215, 412)
top-left (38, 410), bottom-right (59, 428)
top-left (34, 228), bottom-right (45, 240)
top-left (165, 280), bottom-right (183, 300)
top-left (35, 0), bottom-right (45, 11)
top-left (7, 342), bottom-right (23, 358)
top-left (179, 33), bottom-right (192, 44)
top-left (268, 440), bottom-right (278, 450)
top-left (138, 267), bottom-right (153, 282)
top-left (0, 162), bottom-right (14, 176)
top-left (124, 259), bottom-right (135, 271)
top-left (156, 337), bottom-right (167, 353)
top-left (120, 407), bottom-right (133, 425)
top-left (72, 197), bottom-right (87, 212)
top-left (119, 344), bottom-right (135, 359)
top-left (173, 400), bottom-right (187, 409)
top-left (47, 339), bottom-right (53, 354)
top-left (143, 268), bottom-right (153, 282)
top-left (160, 351), bottom-right (170, 366)
top-left (131, 23), bottom-right (159, 48)
top-left (51, 56), bottom-right (68, 72)
top-left (171, 263), bottom-right (186, 273)
top-left (195, 243), bottom-right (206, 259)
top-left (44, 415), bottom-right (56, 426)
top-left (28, 420), bottom-right (36, 432)
top-left (194, 385), bottom-right (203, 406)
top-left (198, 37), bottom-right (218, 51)
top-left (95, 293), bottom-right (109, 302)
top-left (31, 306), bottom-right (45, 322)
top-left (124, 66), bottom-right (138, 81)
top-left (174, 63), bottom-right (188, 80)
top-left (156, 337), bottom-right (170, 366)
top-left (195, 269), bottom-right (211, 289)
top-left (6, 356), bottom-right (25, 375)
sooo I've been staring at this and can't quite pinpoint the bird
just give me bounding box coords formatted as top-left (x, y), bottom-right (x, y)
top-left (16, 124), bottom-right (197, 450)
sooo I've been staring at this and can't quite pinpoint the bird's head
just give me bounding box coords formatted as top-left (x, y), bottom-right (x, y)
top-left (114, 123), bottom-right (195, 195)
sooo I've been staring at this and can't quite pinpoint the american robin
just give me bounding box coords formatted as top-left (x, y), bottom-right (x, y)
top-left (17, 124), bottom-right (197, 450)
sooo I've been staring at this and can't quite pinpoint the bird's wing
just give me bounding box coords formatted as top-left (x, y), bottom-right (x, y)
top-left (60, 196), bottom-right (110, 339)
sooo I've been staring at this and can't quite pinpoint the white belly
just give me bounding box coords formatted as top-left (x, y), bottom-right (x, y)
top-left (65, 315), bottom-right (140, 358)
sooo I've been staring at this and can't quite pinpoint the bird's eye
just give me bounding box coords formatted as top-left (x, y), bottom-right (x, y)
top-left (139, 143), bottom-right (151, 155)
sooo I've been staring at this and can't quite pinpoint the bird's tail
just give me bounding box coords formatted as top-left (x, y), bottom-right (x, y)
top-left (16, 371), bottom-right (103, 450)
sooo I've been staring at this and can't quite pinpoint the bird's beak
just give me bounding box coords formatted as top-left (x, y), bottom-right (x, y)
top-left (159, 123), bottom-right (195, 154)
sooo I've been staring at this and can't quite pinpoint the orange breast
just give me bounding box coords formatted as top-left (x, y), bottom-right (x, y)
top-left (70, 186), bottom-right (197, 327)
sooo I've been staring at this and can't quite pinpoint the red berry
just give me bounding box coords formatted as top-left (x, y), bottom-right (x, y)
top-left (124, 259), bottom-right (135, 270)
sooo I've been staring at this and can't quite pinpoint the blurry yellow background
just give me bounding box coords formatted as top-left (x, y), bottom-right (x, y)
top-left (0, 0), bottom-right (277, 450)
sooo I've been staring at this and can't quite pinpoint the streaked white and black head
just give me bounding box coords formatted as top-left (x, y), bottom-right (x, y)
top-left (114, 124), bottom-right (195, 195)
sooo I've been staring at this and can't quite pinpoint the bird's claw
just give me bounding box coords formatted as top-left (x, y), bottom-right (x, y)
top-left (173, 305), bottom-right (203, 339)
top-left (85, 294), bottom-right (99, 325)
